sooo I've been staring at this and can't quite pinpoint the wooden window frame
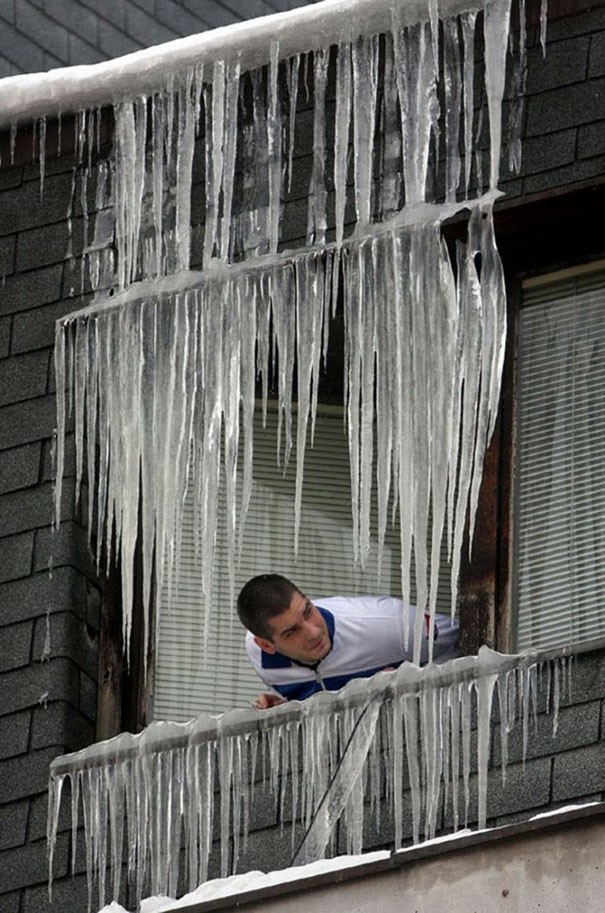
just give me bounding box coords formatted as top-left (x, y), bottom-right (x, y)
top-left (455, 178), bottom-right (605, 656)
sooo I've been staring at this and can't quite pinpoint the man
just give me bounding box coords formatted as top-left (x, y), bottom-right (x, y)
top-left (237, 573), bottom-right (460, 708)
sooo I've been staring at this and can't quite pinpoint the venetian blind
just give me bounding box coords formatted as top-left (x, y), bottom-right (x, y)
top-left (514, 266), bottom-right (605, 651)
top-left (153, 405), bottom-right (452, 720)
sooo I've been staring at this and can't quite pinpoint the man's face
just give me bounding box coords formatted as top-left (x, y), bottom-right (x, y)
top-left (253, 590), bottom-right (331, 665)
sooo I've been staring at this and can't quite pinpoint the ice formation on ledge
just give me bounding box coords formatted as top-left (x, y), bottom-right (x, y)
top-left (47, 648), bottom-right (572, 911)
top-left (47, 0), bottom-right (525, 663)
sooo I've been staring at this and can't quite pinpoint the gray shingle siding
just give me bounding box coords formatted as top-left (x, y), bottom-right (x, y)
top-left (0, 142), bottom-right (102, 911)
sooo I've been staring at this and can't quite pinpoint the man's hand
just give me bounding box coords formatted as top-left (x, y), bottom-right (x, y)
top-left (252, 692), bottom-right (286, 710)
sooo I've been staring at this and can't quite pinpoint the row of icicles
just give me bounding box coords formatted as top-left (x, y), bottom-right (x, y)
top-left (48, 649), bottom-right (571, 911)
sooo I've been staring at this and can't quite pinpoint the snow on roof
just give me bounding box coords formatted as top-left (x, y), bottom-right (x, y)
top-left (0, 0), bottom-right (477, 128)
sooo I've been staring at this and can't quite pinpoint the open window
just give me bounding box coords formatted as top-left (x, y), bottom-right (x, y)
top-left (153, 403), bottom-right (454, 720)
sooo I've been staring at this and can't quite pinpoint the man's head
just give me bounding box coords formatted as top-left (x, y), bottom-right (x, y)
top-left (237, 574), bottom-right (331, 665)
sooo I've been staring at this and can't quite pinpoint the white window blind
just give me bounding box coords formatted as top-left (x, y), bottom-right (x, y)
top-left (153, 406), bottom-right (451, 721)
top-left (513, 266), bottom-right (605, 652)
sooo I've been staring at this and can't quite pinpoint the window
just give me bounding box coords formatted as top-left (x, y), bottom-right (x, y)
top-left (512, 264), bottom-right (605, 651)
top-left (153, 405), bottom-right (453, 720)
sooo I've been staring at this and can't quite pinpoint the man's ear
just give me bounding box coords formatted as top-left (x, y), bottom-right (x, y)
top-left (254, 635), bottom-right (276, 654)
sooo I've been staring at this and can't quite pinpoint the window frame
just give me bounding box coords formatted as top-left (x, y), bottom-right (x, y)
top-left (467, 179), bottom-right (605, 656)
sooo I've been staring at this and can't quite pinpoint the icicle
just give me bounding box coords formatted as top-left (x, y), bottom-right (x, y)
top-left (220, 61), bottom-right (241, 262)
top-left (175, 72), bottom-right (197, 271)
top-left (389, 691), bottom-right (404, 846)
top-left (50, 0), bottom-right (522, 669)
top-left (467, 204), bottom-right (507, 550)
top-left (294, 253), bottom-right (324, 554)
top-left (114, 97), bottom-right (148, 287)
top-left (391, 231), bottom-right (414, 647)
top-left (448, 682), bottom-right (461, 830)
top-left (38, 115), bottom-right (47, 199)
top-left (540, 0), bottom-right (548, 55)
top-left (410, 227), bottom-right (432, 661)
top-left (421, 673), bottom-right (443, 838)
top-left (483, 0), bottom-right (513, 190)
top-left (391, 15), bottom-right (438, 205)
top-left (49, 650), bottom-right (574, 905)
top-left (334, 43), bottom-right (351, 245)
top-left (46, 772), bottom-right (65, 901)
top-left (53, 323), bottom-right (66, 532)
top-left (403, 686), bottom-right (422, 844)
top-left (73, 318), bottom-right (88, 509)
top-left (249, 69), bottom-right (270, 257)
top-left (238, 274), bottom-right (257, 559)
top-left (351, 34), bottom-right (378, 227)
top-left (344, 242), bottom-right (363, 565)
top-left (307, 48), bottom-right (329, 246)
top-left (450, 233), bottom-right (483, 610)
top-left (271, 263), bottom-right (295, 471)
top-left (443, 16), bottom-right (462, 202)
top-left (507, 0), bottom-right (528, 174)
top-left (151, 93), bottom-right (166, 277)
top-left (204, 61), bottom-right (227, 264)
top-left (374, 236), bottom-right (393, 575)
top-left (378, 36), bottom-right (402, 220)
top-left (222, 281), bottom-right (242, 605)
top-left (552, 656), bottom-right (561, 737)
top-left (427, 233), bottom-right (458, 639)
top-left (45, 23), bottom-right (539, 904)
top-left (461, 12), bottom-right (478, 197)
top-left (285, 55), bottom-right (300, 194)
top-left (267, 43), bottom-right (282, 254)
top-left (9, 121), bottom-right (17, 164)
top-left (357, 238), bottom-right (377, 568)
top-left (475, 661), bottom-right (498, 829)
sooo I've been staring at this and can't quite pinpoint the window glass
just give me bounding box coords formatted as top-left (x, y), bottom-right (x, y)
top-left (513, 266), bottom-right (605, 651)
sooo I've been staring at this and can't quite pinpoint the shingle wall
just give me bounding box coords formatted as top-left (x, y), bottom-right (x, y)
top-left (502, 5), bottom-right (605, 196)
top-left (0, 148), bottom-right (103, 913)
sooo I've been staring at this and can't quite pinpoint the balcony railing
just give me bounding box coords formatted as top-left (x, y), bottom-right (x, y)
top-left (48, 642), bottom-right (584, 910)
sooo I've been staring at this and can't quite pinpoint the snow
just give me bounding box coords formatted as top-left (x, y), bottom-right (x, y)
top-left (97, 851), bottom-right (393, 913)
top-left (96, 799), bottom-right (597, 913)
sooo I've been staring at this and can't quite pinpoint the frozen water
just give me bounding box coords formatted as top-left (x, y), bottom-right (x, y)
top-left (49, 0), bottom-right (523, 665)
top-left (48, 649), bottom-right (569, 909)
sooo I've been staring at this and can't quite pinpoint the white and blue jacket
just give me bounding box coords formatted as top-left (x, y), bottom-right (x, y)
top-left (245, 595), bottom-right (460, 702)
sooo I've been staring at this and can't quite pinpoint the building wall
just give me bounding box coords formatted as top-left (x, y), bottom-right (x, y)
top-left (186, 805), bottom-right (605, 913)
top-left (0, 149), bottom-right (103, 910)
top-left (0, 3), bottom-right (605, 912)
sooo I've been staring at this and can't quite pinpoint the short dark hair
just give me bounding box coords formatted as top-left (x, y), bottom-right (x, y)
top-left (237, 574), bottom-right (302, 639)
